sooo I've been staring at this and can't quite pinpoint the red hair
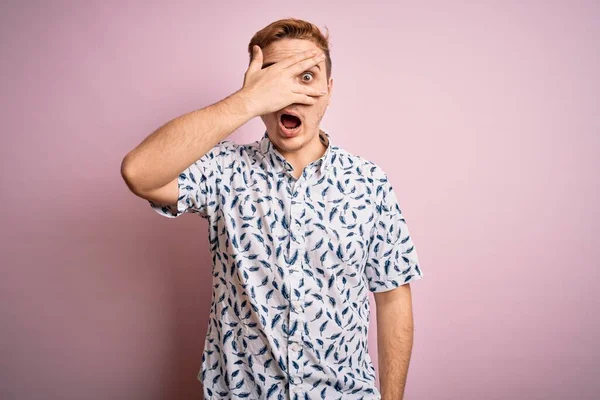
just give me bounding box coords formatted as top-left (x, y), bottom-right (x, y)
top-left (248, 18), bottom-right (332, 79)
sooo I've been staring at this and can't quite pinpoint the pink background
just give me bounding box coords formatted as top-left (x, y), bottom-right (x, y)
top-left (2, 1), bottom-right (599, 399)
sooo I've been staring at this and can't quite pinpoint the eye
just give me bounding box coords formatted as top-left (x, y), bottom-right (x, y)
top-left (301, 72), bottom-right (314, 82)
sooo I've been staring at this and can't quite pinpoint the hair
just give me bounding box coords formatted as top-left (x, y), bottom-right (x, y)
top-left (248, 18), bottom-right (332, 79)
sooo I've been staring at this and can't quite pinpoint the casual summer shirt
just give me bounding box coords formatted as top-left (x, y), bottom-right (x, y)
top-left (149, 130), bottom-right (423, 400)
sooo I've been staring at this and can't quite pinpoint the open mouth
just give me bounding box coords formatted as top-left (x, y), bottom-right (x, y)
top-left (280, 113), bottom-right (302, 131)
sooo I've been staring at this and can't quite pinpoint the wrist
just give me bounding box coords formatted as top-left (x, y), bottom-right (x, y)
top-left (231, 88), bottom-right (259, 120)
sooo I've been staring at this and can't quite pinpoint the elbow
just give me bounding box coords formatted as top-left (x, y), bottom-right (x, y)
top-left (120, 154), bottom-right (144, 196)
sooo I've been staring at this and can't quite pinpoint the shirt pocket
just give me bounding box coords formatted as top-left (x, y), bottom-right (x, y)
top-left (328, 203), bottom-right (374, 266)
top-left (334, 271), bottom-right (371, 326)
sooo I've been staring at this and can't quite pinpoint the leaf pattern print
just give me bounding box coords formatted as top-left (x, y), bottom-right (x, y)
top-left (149, 130), bottom-right (423, 399)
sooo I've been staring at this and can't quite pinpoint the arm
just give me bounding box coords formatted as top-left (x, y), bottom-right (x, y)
top-left (120, 90), bottom-right (254, 201)
top-left (121, 46), bottom-right (326, 206)
top-left (374, 284), bottom-right (415, 400)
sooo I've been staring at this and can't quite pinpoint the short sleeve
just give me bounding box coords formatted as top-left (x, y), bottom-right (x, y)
top-left (364, 166), bottom-right (423, 292)
top-left (149, 140), bottom-right (237, 219)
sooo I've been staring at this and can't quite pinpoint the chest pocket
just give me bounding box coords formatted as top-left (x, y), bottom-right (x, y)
top-left (327, 225), bottom-right (366, 266)
top-left (322, 202), bottom-right (374, 269)
top-left (344, 200), bottom-right (377, 255)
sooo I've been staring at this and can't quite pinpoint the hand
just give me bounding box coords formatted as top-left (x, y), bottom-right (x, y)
top-left (239, 45), bottom-right (328, 117)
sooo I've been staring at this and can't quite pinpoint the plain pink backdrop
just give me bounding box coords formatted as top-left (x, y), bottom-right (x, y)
top-left (2, 1), bottom-right (599, 399)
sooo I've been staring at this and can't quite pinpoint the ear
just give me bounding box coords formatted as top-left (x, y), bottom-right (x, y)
top-left (326, 77), bottom-right (334, 106)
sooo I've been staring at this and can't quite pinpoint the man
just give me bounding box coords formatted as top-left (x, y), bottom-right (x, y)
top-left (121, 18), bottom-right (423, 400)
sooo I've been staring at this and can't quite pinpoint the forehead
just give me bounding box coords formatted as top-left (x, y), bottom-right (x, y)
top-left (262, 38), bottom-right (321, 63)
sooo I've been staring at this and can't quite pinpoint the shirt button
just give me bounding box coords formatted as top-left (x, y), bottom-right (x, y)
top-left (292, 300), bottom-right (302, 310)
top-left (290, 342), bottom-right (301, 352)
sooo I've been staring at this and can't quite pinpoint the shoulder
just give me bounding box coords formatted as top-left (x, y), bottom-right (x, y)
top-left (213, 139), bottom-right (239, 155)
top-left (198, 139), bottom-right (240, 164)
top-left (333, 146), bottom-right (390, 185)
top-left (331, 147), bottom-right (393, 212)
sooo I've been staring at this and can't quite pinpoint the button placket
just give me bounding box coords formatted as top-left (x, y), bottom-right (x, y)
top-left (287, 183), bottom-right (305, 393)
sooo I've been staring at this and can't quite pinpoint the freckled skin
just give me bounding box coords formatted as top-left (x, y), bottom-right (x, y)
top-left (259, 38), bottom-right (334, 174)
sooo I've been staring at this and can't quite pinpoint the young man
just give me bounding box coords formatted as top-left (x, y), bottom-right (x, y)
top-left (121, 18), bottom-right (423, 400)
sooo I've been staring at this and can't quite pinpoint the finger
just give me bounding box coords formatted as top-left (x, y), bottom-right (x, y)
top-left (293, 94), bottom-right (318, 106)
top-left (277, 48), bottom-right (321, 69)
top-left (247, 45), bottom-right (263, 74)
top-left (287, 53), bottom-right (325, 75)
top-left (292, 85), bottom-right (328, 97)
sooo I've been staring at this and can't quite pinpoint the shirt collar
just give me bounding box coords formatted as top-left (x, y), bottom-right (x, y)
top-left (259, 129), bottom-right (334, 174)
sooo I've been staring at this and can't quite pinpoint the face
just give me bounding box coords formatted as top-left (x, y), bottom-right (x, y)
top-left (259, 38), bottom-right (333, 154)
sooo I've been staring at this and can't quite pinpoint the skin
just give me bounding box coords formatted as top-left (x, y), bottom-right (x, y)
top-left (258, 38), bottom-right (334, 179)
top-left (374, 284), bottom-right (415, 400)
top-left (122, 44), bottom-right (326, 202)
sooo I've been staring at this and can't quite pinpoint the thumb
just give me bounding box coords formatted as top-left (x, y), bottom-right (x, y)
top-left (248, 45), bottom-right (263, 72)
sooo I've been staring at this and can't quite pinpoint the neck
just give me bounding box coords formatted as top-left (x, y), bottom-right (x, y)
top-left (280, 129), bottom-right (327, 176)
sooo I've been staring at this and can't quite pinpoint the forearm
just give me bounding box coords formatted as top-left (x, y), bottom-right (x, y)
top-left (121, 89), bottom-right (255, 193)
top-left (376, 299), bottom-right (414, 400)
